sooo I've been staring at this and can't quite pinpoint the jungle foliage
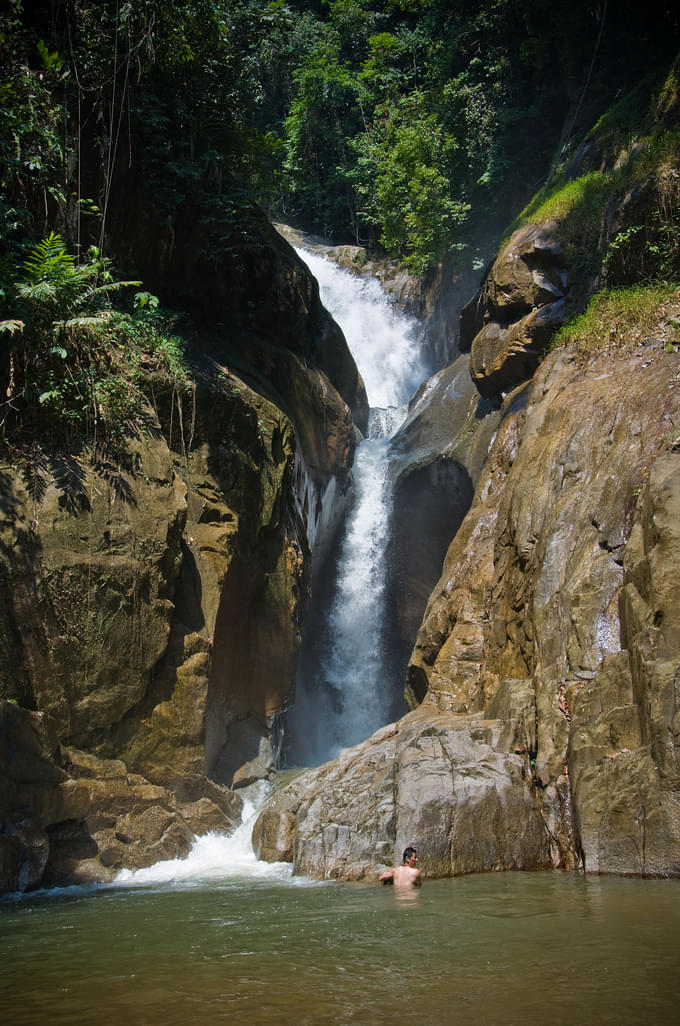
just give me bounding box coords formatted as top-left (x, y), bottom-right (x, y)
top-left (0, 230), bottom-right (188, 447)
top-left (2, 1), bottom-right (678, 277)
top-left (0, 0), bottom-right (679, 449)
top-left (553, 282), bottom-right (680, 358)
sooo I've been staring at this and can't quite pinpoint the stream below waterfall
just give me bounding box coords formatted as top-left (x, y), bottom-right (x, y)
top-left (3, 862), bottom-right (679, 1025)
top-left (3, 791), bottom-right (679, 1024)
top-left (285, 247), bottom-right (426, 766)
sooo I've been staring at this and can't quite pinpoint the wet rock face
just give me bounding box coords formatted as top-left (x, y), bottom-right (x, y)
top-left (404, 379), bottom-right (530, 714)
top-left (468, 224), bottom-right (568, 397)
top-left (0, 702), bottom-right (65, 891)
top-left (569, 454), bottom-right (680, 874)
top-left (386, 356), bottom-right (500, 693)
top-left (407, 342), bottom-right (680, 875)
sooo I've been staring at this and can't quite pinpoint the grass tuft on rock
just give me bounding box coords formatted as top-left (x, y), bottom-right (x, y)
top-left (552, 283), bottom-right (680, 355)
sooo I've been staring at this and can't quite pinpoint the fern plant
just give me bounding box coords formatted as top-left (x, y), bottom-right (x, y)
top-left (15, 231), bottom-right (139, 327)
top-left (17, 232), bottom-right (91, 318)
top-left (0, 233), bottom-right (142, 445)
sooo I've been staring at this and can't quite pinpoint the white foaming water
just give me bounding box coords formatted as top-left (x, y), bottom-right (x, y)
top-left (318, 435), bottom-right (393, 758)
top-left (113, 788), bottom-right (295, 889)
top-left (287, 247), bottom-right (426, 764)
top-left (297, 247), bottom-right (424, 408)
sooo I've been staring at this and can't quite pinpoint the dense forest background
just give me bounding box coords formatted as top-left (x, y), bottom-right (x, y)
top-left (1, 0), bottom-right (679, 449)
top-left (2, 0), bottom-right (678, 277)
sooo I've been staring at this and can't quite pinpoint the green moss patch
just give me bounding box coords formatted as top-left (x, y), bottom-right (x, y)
top-left (504, 60), bottom-right (680, 291)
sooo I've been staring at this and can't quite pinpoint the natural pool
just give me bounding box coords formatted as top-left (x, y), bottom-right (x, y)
top-left (2, 861), bottom-right (679, 1026)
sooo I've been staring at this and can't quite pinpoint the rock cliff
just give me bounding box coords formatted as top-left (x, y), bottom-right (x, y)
top-left (0, 194), bottom-right (367, 891)
top-left (253, 86), bottom-right (680, 879)
top-left (254, 279), bottom-right (680, 880)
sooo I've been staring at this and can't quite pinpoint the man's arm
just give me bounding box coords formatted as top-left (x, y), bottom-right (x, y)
top-left (379, 869), bottom-right (394, 883)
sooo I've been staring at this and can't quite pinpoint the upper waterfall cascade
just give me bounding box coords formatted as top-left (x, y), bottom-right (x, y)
top-left (286, 247), bottom-right (426, 766)
top-left (301, 248), bottom-right (424, 411)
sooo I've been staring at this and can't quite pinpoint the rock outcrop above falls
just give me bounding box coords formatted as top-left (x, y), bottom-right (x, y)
top-left (466, 224), bottom-right (568, 398)
top-left (377, 220), bottom-right (573, 676)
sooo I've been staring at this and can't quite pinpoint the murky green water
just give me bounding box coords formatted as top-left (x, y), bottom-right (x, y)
top-left (1, 871), bottom-right (679, 1025)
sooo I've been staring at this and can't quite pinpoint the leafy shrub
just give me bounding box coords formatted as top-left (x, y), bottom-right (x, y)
top-left (0, 233), bottom-right (188, 447)
top-left (603, 145), bottom-right (680, 287)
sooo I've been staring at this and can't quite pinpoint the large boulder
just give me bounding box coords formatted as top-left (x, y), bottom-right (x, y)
top-left (253, 707), bottom-right (551, 881)
top-left (470, 299), bottom-right (567, 398)
top-left (469, 224), bottom-right (568, 396)
top-left (482, 225), bottom-right (567, 319)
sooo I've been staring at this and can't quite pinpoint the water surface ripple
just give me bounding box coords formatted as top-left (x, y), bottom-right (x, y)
top-left (2, 872), bottom-right (679, 1025)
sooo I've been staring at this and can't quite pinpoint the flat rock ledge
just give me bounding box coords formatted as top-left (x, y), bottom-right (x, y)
top-left (252, 706), bottom-right (552, 881)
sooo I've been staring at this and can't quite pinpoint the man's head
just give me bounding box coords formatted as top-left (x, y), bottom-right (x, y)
top-left (402, 846), bottom-right (418, 866)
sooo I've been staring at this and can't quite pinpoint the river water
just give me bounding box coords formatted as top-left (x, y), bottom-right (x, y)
top-left (2, 865), bottom-right (679, 1025)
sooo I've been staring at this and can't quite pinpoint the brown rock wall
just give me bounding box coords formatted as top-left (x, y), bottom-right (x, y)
top-left (568, 454), bottom-right (680, 874)
top-left (256, 331), bottom-right (680, 881)
top-left (0, 213), bottom-right (366, 893)
top-left (406, 340), bottom-right (680, 875)
top-left (0, 427), bottom-right (186, 742)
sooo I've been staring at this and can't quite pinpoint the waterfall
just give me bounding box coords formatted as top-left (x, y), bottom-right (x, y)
top-left (286, 248), bottom-right (425, 766)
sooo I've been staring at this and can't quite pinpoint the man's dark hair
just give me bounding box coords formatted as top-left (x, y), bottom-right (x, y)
top-left (402, 846), bottom-right (417, 863)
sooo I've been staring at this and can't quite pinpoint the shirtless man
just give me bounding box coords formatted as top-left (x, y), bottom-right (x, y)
top-left (379, 846), bottom-right (421, 887)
